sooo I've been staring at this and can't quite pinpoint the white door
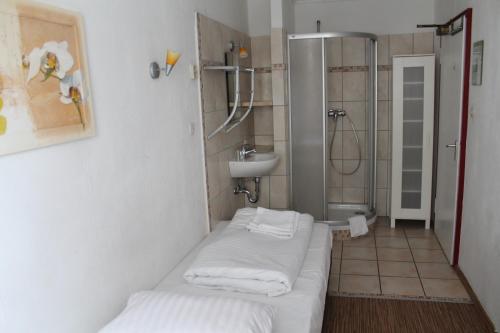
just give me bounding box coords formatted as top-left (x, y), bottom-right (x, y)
top-left (434, 28), bottom-right (465, 263)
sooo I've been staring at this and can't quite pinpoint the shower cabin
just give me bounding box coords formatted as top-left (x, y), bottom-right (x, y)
top-left (288, 32), bottom-right (378, 228)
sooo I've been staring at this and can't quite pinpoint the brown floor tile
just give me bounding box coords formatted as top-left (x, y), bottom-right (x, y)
top-left (421, 278), bottom-right (470, 299)
top-left (375, 227), bottom-right (406, 237)
top-left (328, 274), bottom-right (340, 294)
top-left (379, 261), bottom-right (418, 278)
top-left (342, 247), bottom-right (377, 260)
top-left (341, 259), bottom-right (378, 276)
top-left (404, 228), bottom-right (437, 239)
top-left (377, 248), bottom-right (413, 262)
top-left (412, 249), bottom-right (448, 263)
top-left (376, 237), bottom-right (409, 249)
top-left (340, 275), bottom-right (380, 294)
top-left (331, 259), bottom-right (341, 275)
top-left (380, 277), bottom-right (424, 296)
top-left (343, 236), bottom-right (375, 248)
top-left (416, 263), bottom-right (459, 279)
top-left (332, 241), bottom-right (342, 259)
top-left (408, 237), bottom-right (442, 250)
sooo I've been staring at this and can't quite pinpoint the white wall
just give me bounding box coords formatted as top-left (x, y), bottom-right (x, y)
top-left (294, 0), bottom-right (435, 34)
top-left (435, 0), bottom-right (500, 329)
top-left (0, 1), bottom-right (248, 332)
top-left (247, 0), bottom-right (271, 36)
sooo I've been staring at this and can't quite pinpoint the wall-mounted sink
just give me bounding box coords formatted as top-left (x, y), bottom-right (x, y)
top-left (229, 152), bottom-right (279, 178)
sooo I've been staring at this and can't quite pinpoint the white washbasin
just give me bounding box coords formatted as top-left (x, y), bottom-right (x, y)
top-left (229, 152), bottom-right (280, 178)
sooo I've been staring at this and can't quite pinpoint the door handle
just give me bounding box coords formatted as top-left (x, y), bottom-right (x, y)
top-left (446, 141), bottom-right (458, 161)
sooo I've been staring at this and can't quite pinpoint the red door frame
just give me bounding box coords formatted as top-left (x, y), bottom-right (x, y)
top-left (449, 8), bottom-right (473, 267)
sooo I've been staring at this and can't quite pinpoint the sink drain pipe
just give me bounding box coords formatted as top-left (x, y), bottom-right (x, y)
top-left (234, 177), bottom-right (260, 203)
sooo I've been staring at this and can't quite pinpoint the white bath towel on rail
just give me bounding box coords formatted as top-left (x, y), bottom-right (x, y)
top-left (247, 207), bottom-right (300, 239)
top-left (184, 208), bottom-right (313, 296)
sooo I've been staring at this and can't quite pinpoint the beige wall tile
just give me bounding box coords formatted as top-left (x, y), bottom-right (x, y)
top-left (206, 153), bottom-right (221, 199)
top-left (326, 37), bottom-right (342, 67)
top-left (377, 131), bottom-right (390, 160)
top-left (253, 108), bottom-right (274, 136)
top-left (270, 175), bottom-right (289, 209)
top-left (271, 140), bottom-right (289, 176)
top-left (328, 72), bottom-right (343, 102)
top-left (390, 33), bottom-right (413, 57)
top-left (328, 187), bottom-right (343, 202)
top-left (377, 70), bottom-right (390, 101)
top-left (328, 128), bottom-right (343, 160)
top-left (343, 160), bottom-right (366, 188)
top-left (377, 101), bottom-right (390, 130)
top-left (255, 135), bottom-right (273, 146)
top-left (413, 32), bottom-right (434, 54)
top-left (343, 188), bottom-right (365, 204)
top-left (329, 160), bottom-right (343, 187)
top-left (199, 15), bottom-right (224, 62)
top-left (271, 28), bottom-right (285, 65)
top-left (343, 131), bottom-right (366, 159)
top-left (343, 101), bottom-right (366, 130)
top-left (251, 35), bottom-right (271, 67)
top-left (377, 35), bottom-right (390, 66)
top-left (272, 69), bottom-right (286, 106)
top-left (376, 188), bottom-right (388, 216)
top-left (273, 106), bottom-right (289, 141)
top-left (343, 72), bottom-right (366, 101)
top-left (377, 160), bottom-right (388, 189)
top-left (342, 37), bottom-right (366, 66)
top-left (254, 73), bottom-right (273, 102)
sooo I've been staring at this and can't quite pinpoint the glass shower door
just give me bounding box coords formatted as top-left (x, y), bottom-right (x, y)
top-left (289, 38), bottom-right (326, 220)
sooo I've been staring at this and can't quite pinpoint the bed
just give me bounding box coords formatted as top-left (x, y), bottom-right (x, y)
top-left (154, 221), bottom-right (332, 333)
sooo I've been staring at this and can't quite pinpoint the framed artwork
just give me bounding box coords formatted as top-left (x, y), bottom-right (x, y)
top-left (0, 1), bottom-right (94, 156)
top-left (472, 40), bottom-right (484, 86)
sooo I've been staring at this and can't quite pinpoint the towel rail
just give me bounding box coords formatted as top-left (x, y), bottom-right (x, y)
top-left (203, 66), bottom-right (255, 139)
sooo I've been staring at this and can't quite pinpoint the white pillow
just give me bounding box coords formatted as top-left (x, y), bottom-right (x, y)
top-left (99, 291), bottom-right (275, 333)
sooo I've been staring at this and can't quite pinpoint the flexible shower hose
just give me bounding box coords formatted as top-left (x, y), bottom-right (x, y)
top-left (329, 113), bottom-right (362, 176)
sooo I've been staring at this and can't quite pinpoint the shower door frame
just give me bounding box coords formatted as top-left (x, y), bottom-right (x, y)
top-left (288, 32), bottom-right (378, 220)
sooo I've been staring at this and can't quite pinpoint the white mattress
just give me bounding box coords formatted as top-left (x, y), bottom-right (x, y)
top-left (155, 221), bottom-right (332, 333)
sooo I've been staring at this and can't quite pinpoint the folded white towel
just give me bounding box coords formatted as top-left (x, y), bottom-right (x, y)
top-left (246, 207), bottom-right (300, 239)
top-left (348, 214), bottom-right (368, 238)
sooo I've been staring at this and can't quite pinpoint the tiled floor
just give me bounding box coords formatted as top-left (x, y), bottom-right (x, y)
top-left (328, 217), bottom-right (471, 302)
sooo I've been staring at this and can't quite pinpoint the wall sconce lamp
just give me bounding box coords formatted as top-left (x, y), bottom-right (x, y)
top-left (149, 50), bottom-right (181, 79)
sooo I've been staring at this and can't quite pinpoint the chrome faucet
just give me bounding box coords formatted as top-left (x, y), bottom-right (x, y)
top-left (238, 144), bottom-right (256, 160)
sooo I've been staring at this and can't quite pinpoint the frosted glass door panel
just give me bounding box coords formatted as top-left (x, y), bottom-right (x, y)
top-left (401, 66), bottom-right (424, 209)
top-left (290, 38), bottom-right (325, 220)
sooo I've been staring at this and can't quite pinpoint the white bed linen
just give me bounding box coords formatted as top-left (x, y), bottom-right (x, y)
top-left (184, 208), bottom-right (313, 296)
top-left (99, 291), bottom-right (275, 333)
top-left (156, 221), bottom-right (331, 333)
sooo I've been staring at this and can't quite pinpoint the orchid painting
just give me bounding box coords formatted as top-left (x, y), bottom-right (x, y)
top-left (0, 1), bottom-right (94, 156)
top-left (23, 40), bottom-right (86, 128)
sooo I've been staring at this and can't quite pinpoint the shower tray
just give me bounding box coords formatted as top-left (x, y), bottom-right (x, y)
top-left (323, 203), bottom-right (377, 231)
